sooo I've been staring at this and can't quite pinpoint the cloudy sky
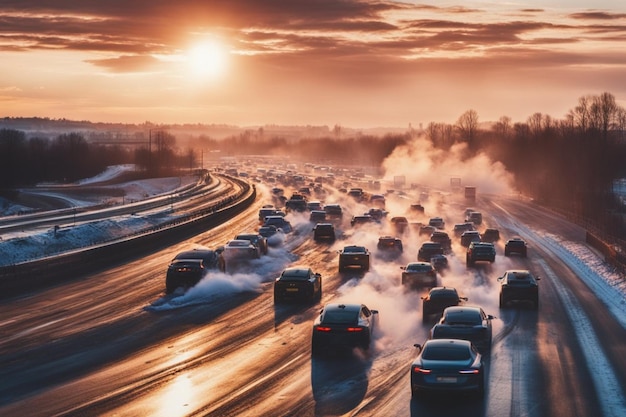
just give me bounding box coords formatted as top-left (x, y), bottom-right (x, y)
top-left (1, 1), bottom-right (625, 128)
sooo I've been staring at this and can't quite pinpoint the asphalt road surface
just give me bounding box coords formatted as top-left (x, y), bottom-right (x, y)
top-left (0, 189), bottom-right (624, 417)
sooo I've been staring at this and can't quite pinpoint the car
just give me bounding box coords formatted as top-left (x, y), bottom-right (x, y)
top-left (429, 254), bottom-right (449, 272)
top-left (376, 236), bottom-right (404, 258)
top-left (351, 214), bottom-right (375, 227)
top-left (347, 188), bottom-right (364, 201)
top-left (370, 194), bottom-right (386, 208)
top-left (460, 230), bottom-right (482, 247)
top-left (338, 245), bottom-right (370, 272)
top-left (497, 269), bottom-right (540, 309)
top-left (165, 249), bottom-right (220, 294)
top-left (313, 223), bottom-right (336, 242)
top-left (401, 261), bottom-right (437, 289)
top-left (263, 215), bottom-right (293, 233)
top-left (453, 222), bottom-right (475, 236)
top-left (504, 237), bottom-right (528, 257)
top-left (274, 267), bottom-right (322, 303)
top-left (421, 287), bottom-right (468, 323)
top-left (419, 225), bottom-right (437, 237)
top-left (258, 207), bottom-right (277, 222)
top-left (430, 306), bottom-right (494, 353)
top-left (258, 225), bottom-right (279, 239)
top-left (466, 211), bottom-right (483, 225)
top-left (481, 228), bottom-right (500, 243)
top-left (417, 242), bottom-right (444, 262)
top-left (311, 303), bottom-right (378, 355)
top-left (285, 195), bottom-right (307, 212)
top-left (466, 242), bottom-right (496, 266)
top-left (306, 200), bottom-right (323, 211)
top-left (235, 232), bottom-right (269, 255)
top-left (365, 208), bottom-right (387, 221)
top-left (390, 216), bottom-right (409, 234)
top-left (309, 210), bottom-right (327, 223)
top-left (410, 203), bottom-right (425, 213)
top-left (324, 203), bottom-right (343, 221)
top-left (219, 239), bottom-right (261, 272)
top-left (430, 231), bottom-right (452, 251)
top-left (410, 339), bottom-right (485, 397)
top-left (428, 217), bottom-right (445, 230)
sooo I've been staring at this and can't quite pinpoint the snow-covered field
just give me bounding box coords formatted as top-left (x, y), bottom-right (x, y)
top-left (0, 165), bottom-right (195, 266)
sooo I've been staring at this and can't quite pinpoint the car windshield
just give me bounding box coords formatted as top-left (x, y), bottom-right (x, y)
top-left (422, 345), bottom-right (471, 361)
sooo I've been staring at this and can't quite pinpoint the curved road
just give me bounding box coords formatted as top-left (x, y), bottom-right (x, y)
top-left (0, 188), bottom-right (624, 417)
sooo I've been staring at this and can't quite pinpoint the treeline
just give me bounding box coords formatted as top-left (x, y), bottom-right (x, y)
top-left (0, 129), bottom-right (190, 188)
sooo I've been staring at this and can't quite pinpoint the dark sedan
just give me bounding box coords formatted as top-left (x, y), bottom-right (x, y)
top-left (417, 242), bottom-right (444, 262)
top-left (274, 267), bottom-right (322, 303)
top-left (411, 339), bottom-right (485, 397)
top-left (401, 262), bottom-right (437, 289)
top-left (165, 249), bottom-right (220, 294)
top-left (430, 306), bottom-right (494, 353)
top-left (504, 237), bottom-right (528, 257)
top-left (338, 245), bottom-right (370, 272)
top-left (311, 303), bottom-right (378, 356)
top-left (497, 269), bottom-right (540, 309)
top-left (421, 287), bottom-right (467, 323)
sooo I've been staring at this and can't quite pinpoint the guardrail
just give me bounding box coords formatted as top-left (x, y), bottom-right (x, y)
top-left (0, 175), bottom-right (256, 298)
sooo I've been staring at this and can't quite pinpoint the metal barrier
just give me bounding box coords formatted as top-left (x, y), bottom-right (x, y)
top-left (0, 176), bottom-right (256, 298)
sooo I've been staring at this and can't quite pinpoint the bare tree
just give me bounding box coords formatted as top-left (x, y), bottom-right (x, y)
top-left (493, 116), bottom-right (512, 139)
top-left (456, 109), bottom-right (479, 146)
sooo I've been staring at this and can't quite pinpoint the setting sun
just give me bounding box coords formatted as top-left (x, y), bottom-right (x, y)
top-left (187, 41), bottom-right (228, 79)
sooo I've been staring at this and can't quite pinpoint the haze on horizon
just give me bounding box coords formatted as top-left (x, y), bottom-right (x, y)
top-left (1, 1), bottom-right (625, 128)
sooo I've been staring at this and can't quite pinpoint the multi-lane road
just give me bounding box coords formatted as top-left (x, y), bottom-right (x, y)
top-left (0, 183), bottom-right (624, 417)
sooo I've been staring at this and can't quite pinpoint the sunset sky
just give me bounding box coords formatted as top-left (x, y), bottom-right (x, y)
top-left (1, 1), bottom-right (625, 128)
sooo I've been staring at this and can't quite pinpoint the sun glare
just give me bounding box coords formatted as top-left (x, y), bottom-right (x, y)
top-left (187, 41), bottom-right (228, 79)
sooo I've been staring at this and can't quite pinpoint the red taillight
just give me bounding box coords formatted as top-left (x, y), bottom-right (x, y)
top-left (459, 369), bottom-right (480, 374)
top-left (413, 366), bottom-right (431, 374)
top-left (347, 327), bottom-right (364, 332)
top-left (315, 326), bottom-right (332, 332)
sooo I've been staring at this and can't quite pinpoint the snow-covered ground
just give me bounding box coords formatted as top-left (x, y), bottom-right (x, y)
top-left (0, 165), bottom-right (196, 266)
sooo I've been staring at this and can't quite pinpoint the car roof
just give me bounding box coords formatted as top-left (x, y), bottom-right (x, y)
top-left (504, 269), bottom-right (535, 279)
top-left (227, 239), bottom-right (253, 246)
top-left (342, 245), bottom-right (367, 252)
top-left (282, 267), bottom-right (312, 276)
top-left (429, 286), bottom-right (459, 295)
top-left (424, 338), bottom-right (472, 349)
top-left (470, 242), bottom-right (494, 247)
top-left (323, 303), bottom-right (362, 313)
top-left (173, 249), bottom-right (216, 259)
top-left (236, 233), bottom-right (259, 239)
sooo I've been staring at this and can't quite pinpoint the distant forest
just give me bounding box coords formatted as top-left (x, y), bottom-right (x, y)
top-left (1, 92), bottom-right (625, 242)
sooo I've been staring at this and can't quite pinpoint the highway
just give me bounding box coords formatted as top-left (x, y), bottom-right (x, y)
top-left (0, 179), bottom-right (624, 417)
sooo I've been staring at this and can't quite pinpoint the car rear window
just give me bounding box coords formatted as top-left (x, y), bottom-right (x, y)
top-left (343, 246), bottom-right (365, 253)
top-left (406, 263), bottom-right (432, 272)
top-left (422, 345), bottom-right (471, 361)
top-left (444, 309), bottom-right (481, 325)
top-left (322, 310), bottom-right (358, 324)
